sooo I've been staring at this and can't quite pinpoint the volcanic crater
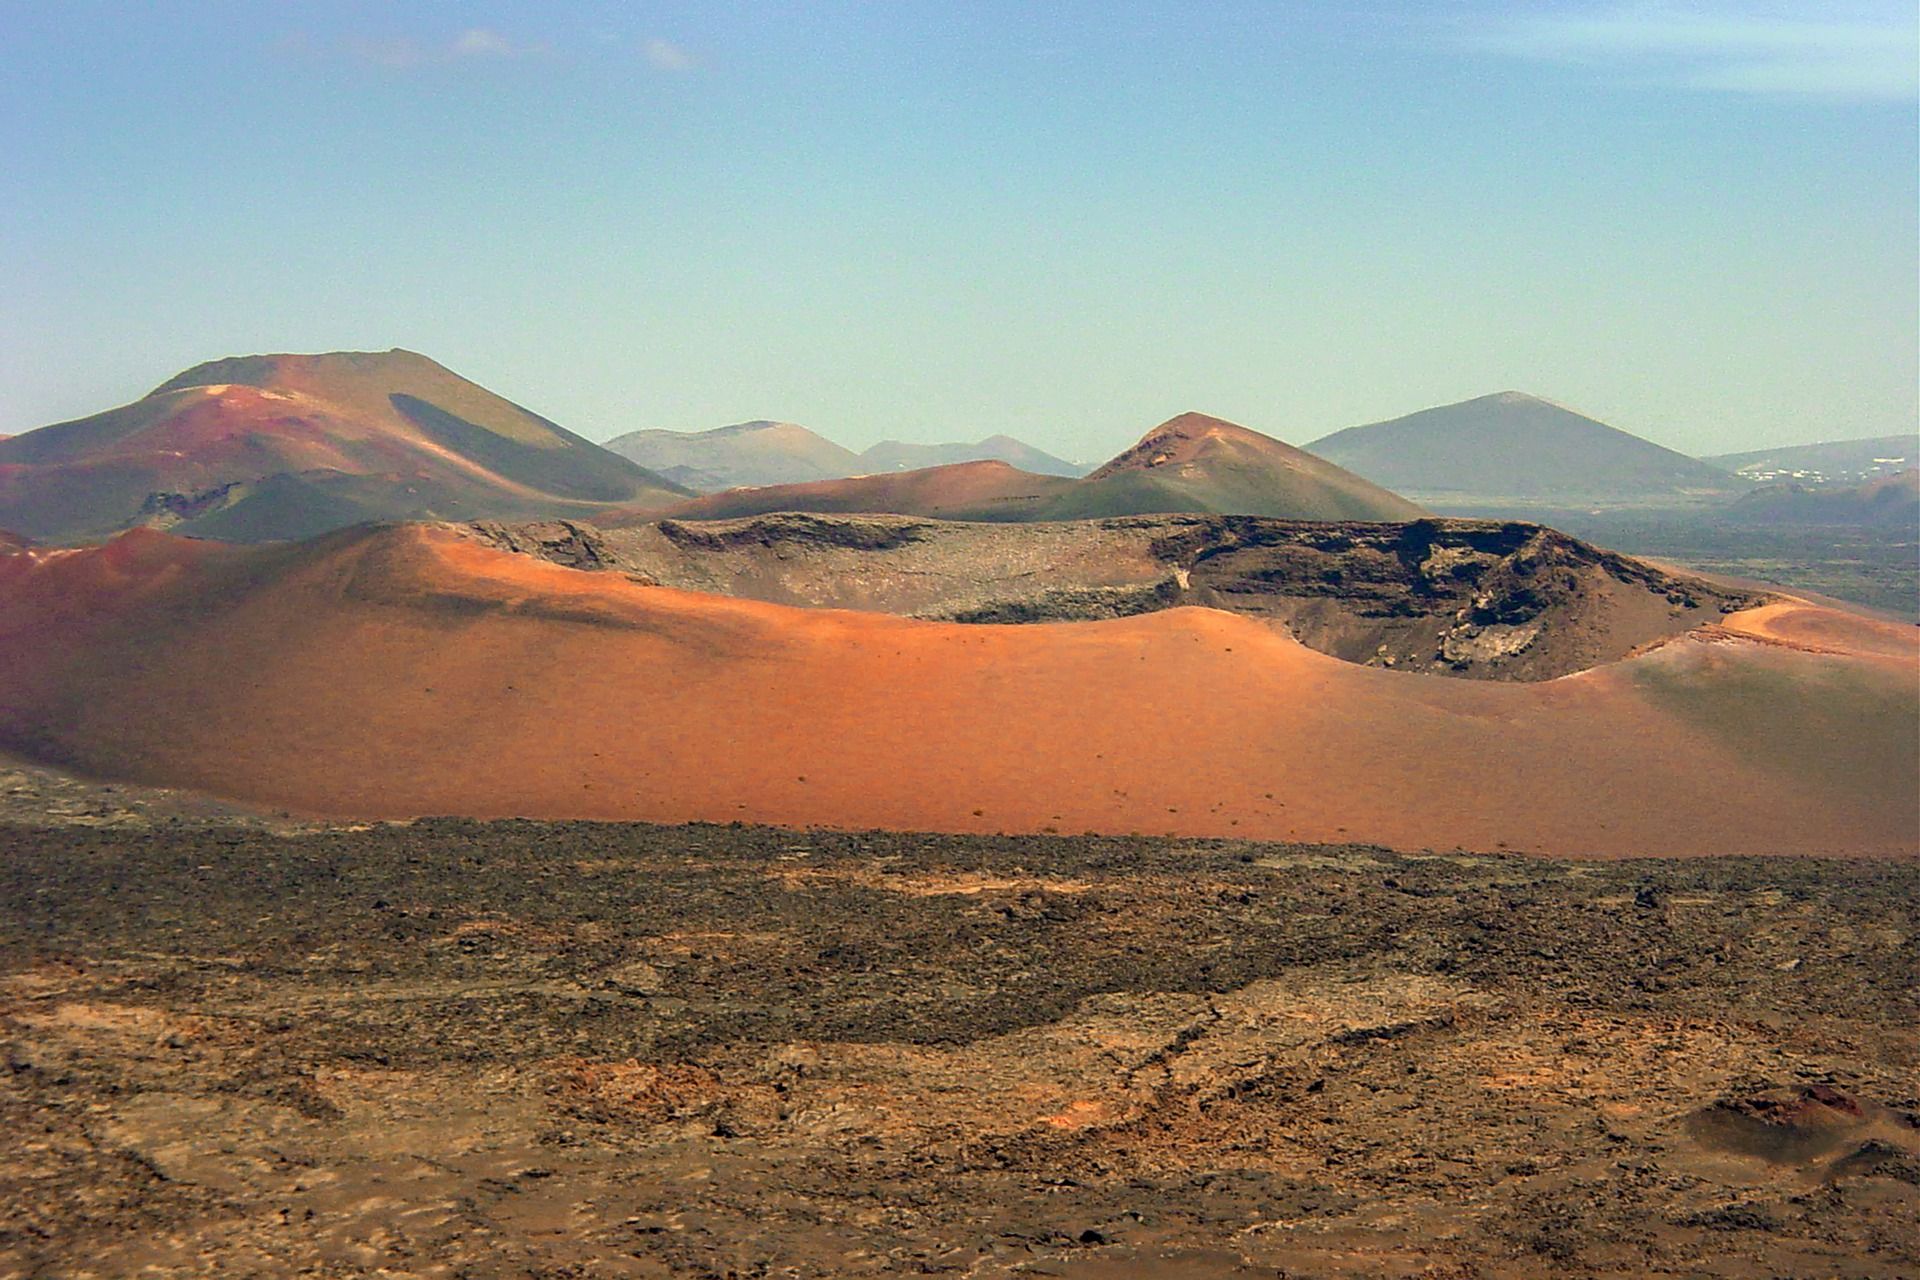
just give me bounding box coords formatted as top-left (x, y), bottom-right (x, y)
top-left (463, 512), bottom-right (1762, 681)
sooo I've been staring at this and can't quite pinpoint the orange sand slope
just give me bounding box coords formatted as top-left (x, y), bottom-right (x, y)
top-left (0, 525), bottom-right (1913, 858)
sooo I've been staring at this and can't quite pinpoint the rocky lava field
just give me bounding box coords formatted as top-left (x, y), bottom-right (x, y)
top-left (2, 805), bottom-right (1916, 1279)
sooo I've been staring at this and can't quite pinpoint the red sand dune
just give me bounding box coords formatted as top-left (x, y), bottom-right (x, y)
top-left (0, 525), bottom-right (1913, 858)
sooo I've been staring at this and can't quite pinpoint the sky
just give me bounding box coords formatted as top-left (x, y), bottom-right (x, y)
top-left (2, 1), bottom-right (1915, 460)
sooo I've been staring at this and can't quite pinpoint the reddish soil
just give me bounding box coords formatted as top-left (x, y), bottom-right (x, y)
top-left (0, 524), bottom-right (1911, 856)
top-left (1714, 599), bottom-right (1918, 658)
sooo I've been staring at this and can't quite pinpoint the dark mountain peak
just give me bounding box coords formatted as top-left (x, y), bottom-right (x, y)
top-left (1308, 393), bottom-right (1738, 504)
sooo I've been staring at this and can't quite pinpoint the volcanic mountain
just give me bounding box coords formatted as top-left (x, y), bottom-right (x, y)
top-left (861, 435), bottom-right (1087, 477)
top-left (628, 413), bottom-right (1423, 523)
top-left (0, 350), bottom-right (690, 543)
top-left (602, 420), bottom-right (863, 493)
top-left (1058, 412), bottom-right (1424, 520)
top-left (0, 521), bottom-right (1910, 857)
top-left (1308, 392), bottom-right (1740, 509)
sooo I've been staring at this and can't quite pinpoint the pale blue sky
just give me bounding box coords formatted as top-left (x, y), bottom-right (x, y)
top-left (2, 1), bottom-right (1914, 458)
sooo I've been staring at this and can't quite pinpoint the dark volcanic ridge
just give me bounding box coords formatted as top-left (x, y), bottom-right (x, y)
top-left (463, 513), bottom-right (1761, 681)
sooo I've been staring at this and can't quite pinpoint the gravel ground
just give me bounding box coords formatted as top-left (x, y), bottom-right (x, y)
top-left (2, 817), bottom-right (1915, 1278)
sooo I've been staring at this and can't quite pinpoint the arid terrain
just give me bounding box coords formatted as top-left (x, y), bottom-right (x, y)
top-left (10, 0), bottom-right (1917, 1268)
top-left (2, 801), bottom-right (1916, 1279)
top-left (464, 513), bottom-right (1761, 680)
top-left (1, 519), bottom-right (1912, 857)
top-left (2, 356), bottom-right (1913, 1277)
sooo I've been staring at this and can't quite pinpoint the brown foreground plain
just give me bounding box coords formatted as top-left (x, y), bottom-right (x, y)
top-left (0, 799), bottom-right (1915, 1278)
top-left (0, 522), bottom-right (1912, 858)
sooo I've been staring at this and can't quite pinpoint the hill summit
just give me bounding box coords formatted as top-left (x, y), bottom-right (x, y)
top-left (1308, 392), bottom-right (1739, 507)
top-left (0, 350), bottom-right (688, 543)
top-left (1056, 412), bottom-right (1425, 520)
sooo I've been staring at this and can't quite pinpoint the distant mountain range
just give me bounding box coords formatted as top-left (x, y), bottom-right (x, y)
top-left (0, 350), bottom-right (688, 543)
top-left (604, 421), bottom-right (1087, 493)
top-left (602, 421), bottom-right (863, 492)
top-left (860, 435), bottom-right (1085, 478)
top-left (1705, 435), bottom-right (1919, 487)
top-left (624, 394), bottom-right (1856, 514)
top-left (636, 412), bottom-right (1423, 524)
top-left (1306, 392), bottom-right (1740, 508)
top-left (7, 353), bottom-right (1914, 545)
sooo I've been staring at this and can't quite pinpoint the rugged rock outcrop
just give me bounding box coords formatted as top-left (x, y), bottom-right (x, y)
top-left (461, 513), bottom-right (1761, 681)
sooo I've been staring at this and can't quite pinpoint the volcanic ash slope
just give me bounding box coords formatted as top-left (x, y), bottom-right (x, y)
top-left (0, 523), bottom-right (1912, 857)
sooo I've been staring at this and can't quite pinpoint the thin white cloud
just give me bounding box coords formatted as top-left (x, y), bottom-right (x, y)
top-left (452, 29), bottom-right (519, 59)
top-left (280, 28), bottom-right (687, 73)
top-left (285, 27), bottom-right (551, 69)
top-left (643, 37), bottom-right (697, 72)
top-left (1466, 4), bottom-right (1918, 99)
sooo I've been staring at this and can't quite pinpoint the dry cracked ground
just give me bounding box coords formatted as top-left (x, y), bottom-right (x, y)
top-left (1, 800), bottom-right (1916, 1278)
